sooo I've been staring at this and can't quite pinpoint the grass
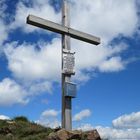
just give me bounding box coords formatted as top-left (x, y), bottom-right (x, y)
top-left (0, 116), bottom-right (53, 140)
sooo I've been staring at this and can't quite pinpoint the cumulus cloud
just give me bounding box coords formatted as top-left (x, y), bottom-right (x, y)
top-left (36, 109), bottom-right (60, 128)
top-left (74, 111), bottom-right (140, 139)
top-left (70, 0), bottom-right (138, 43)
top-left (10, 0), bottom-right (61, 33)
top-left (112, 112), bottom-right (140, 129)
top-left (0, 77), bottom-right (53, 106)
top-left (37, 119), bottom-right (60, 129)
top-left (76, 123), bottom-right (94, 131)
top-left (73, 42), bottom-right (128, 74)
top-left (41, 109), bottom-right (59, 118)
top-left (97, 126), bottom-right (140, 140)
top-left (0, 78), bottom-right (29, 106)
top-left (73, 109), bottom-right (91, 121)
top-left (101, 111), bottom-right (140, 139)
top-left (99, 56), bottom-right (125, 72)
top-left (0, 115), bottom-right (10, 120)
top-left (10, 0), bottom-right (138, 42)
top-left (76, 125), bottom-right (140, 139)
top-left (4, 39), bottom-right (61, 82)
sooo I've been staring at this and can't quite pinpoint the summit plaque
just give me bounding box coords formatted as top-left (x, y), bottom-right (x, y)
top-left (63, 51), bottom-right (75, 75)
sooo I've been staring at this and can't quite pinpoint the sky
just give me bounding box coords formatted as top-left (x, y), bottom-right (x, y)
top-left (0, 0), bottom-right (140, 139)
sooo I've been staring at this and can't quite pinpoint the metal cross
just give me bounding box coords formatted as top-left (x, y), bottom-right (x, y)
top-left (26, 0), bottom-right (100, 130)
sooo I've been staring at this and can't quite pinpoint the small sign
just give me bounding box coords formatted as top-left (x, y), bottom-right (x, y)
top-left (64, 82), bottom-right (76, 98)
top-left (63, 51), bottom-right (75, 75)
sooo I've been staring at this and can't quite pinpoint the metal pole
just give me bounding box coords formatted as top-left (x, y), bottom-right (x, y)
top-left (62, 0), bottom-right (72, 130)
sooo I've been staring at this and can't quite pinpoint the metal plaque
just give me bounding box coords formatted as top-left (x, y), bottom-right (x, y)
top-left (64, 82), bottom-right (76, 98)
top-left (63, 51), bottom-right (75, 75)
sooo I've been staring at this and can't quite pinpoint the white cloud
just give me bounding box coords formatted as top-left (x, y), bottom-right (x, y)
top-left (99, 56), bottom-right (125, 72)
top-left (76, 123), bottom-right (94, 131)
top-left (97, 111), bottom-right (140, 139)
top-left (10, 0), bottom-right (61, 33)
top-left (36, 109), bottom-right (60, 128)
top-left (0, 115), bottom-right (10, 120)
top-left (73, 42), bottom-right (128, 74)
top-left (4, 39), bottom-right (61, 82)
top-left (10, 0), bottom-right (138, 43)
top-left (97, 126), bottom-right (140, 140)
top-left (73, 109), bottom-right (91, 121)
top-left (112, 112), bottom-right (140, 129)
top-left (73, 70), bottom-right (91, 83)
top-left (0, 78), bottom-right (29, 106)
top-left (41, 109), bottom-right (59, 118)
top-left (0, 77), bottom-right (53, 106)
top-left (70, 0), bottom-right (138, 78)
top-left (37, 119), bottom-right (60, 129)
top-left (70, 0), bottom-right (138, 43)
top-left (74, 111), bottom-right (140, 139)
top-left (75, 124), bottom-right (140, 139)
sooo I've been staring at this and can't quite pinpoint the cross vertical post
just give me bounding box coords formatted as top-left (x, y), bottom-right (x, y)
top-left (62, 0), bottom-right (72, 130)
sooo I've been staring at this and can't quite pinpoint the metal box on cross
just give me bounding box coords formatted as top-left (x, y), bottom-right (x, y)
top-left (64, 82), bottom-right (77, 98)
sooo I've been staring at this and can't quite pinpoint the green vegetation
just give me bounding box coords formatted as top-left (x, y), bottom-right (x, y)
top-left (0, 116), bottom-right (53, 140)
top-left (13, 116), bottom-right (29, 122)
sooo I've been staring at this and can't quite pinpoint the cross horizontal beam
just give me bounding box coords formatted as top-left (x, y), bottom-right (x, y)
top-left (27, 15), bottom-right (100, 45)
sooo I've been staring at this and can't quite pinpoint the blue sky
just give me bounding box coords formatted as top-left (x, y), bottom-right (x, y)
top-left (0, 0), bottom-right (140, 139)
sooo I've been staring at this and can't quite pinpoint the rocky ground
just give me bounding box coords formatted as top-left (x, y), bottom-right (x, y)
top-left (46, 128), bottom-right (101, 140)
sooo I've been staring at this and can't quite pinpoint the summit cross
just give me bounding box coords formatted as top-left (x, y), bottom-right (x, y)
top-left (26, 0), bottom-right (101, 130)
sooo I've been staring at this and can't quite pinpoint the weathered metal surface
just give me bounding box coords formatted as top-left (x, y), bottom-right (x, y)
top-left (64, 82), bottom-right (76, 98)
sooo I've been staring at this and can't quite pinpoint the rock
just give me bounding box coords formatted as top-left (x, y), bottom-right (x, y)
top-left (84, 130), bottom-right (101, 140)
top-left (57, 129), bottom-right (69, 139)
top-left (47, 129), bottom-right (69, 140)
top-left (46, 129), bottom-right (101, 140)
top-left (68, 130), bottom-right (82, 140)
top-left (47, 132), bottom-right (60, 140)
